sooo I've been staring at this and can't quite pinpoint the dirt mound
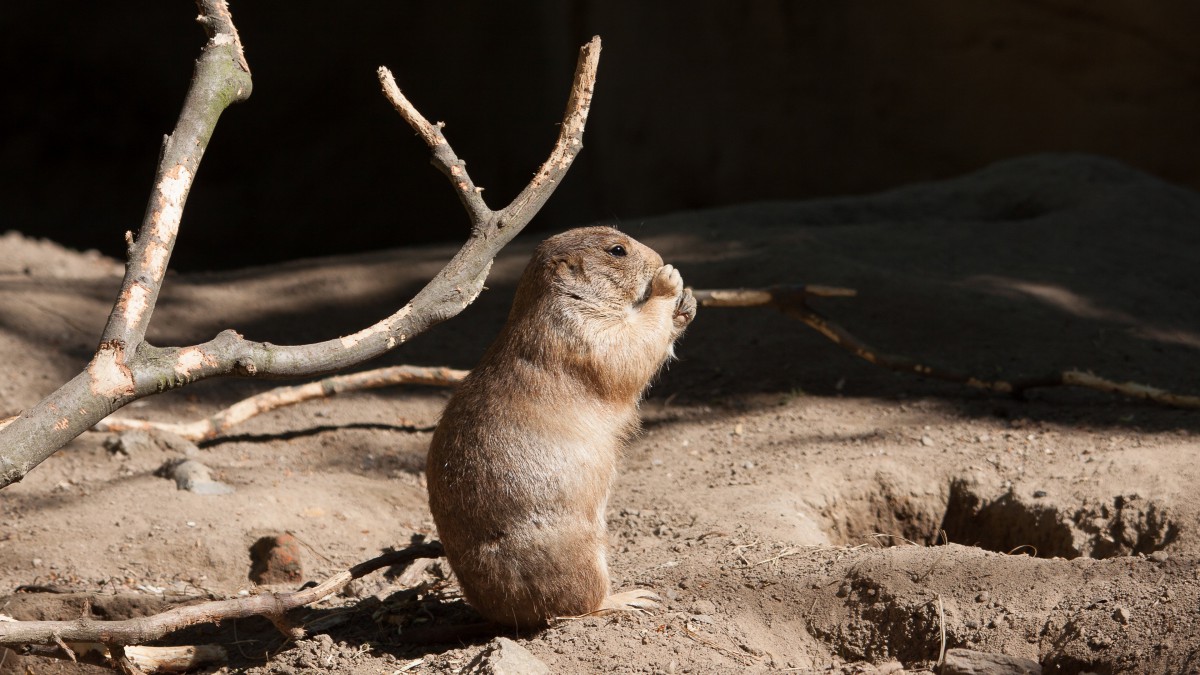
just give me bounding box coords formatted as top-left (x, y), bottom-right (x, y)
top-left (2, 154), bottom-right (1199, 673)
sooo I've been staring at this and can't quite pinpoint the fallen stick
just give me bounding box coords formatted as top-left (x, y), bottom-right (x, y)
top-left (693, 285), bottom-right (1200, 410)
top-left (94, 365), bottom-right (466, 441)
top-left (0, 542), bottom-right (443, 658)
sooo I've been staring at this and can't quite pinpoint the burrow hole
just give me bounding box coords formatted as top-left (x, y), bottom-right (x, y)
top-left (831, 477), bottom-right (1180, 559)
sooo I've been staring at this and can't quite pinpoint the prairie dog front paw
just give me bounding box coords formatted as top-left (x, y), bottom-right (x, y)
top-left (651, 264), bottom-right (684, 301)
top-left (674, 287), bottom-right (696, 333)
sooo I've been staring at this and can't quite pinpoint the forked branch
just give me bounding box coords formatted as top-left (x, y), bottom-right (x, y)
top-left (0, 3), bottom-right (602, 489)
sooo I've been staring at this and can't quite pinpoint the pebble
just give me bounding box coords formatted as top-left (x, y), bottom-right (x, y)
top-left (1148, 550), bottom-right (1169, 563)
top-left (158, 459), bottom-right (235, 495)
top-left (249, 533), bottom-right (303, 584)
top-left (942, 648), bottom-right (1041, 675)
top-left (465, 637), bottom-right (550, 675)
top-left (1113, 607), bottom-right (1131, 625)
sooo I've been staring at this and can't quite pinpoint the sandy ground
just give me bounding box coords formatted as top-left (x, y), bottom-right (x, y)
top-left (1, 154), bottom-right (1199, 673)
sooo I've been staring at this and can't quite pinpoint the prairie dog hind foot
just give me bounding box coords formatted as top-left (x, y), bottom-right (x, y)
top-left (599, 589), bottom-right (662, 614)
top-left (558, 589), bottom-right (662, 620)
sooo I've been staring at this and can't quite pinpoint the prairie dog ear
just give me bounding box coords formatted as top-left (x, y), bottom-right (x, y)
top-left (552, 253), bottom-right (587, 283)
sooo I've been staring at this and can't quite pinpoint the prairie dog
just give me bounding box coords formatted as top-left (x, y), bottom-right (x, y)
top-left (426, 226), bottom-right (696, 629)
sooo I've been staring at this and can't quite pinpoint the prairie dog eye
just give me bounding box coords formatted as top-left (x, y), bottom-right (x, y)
top-left (607, 244), bottom-right (627, 257)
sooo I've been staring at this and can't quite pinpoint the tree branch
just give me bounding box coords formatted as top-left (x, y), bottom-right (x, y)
top-left (103, 0), bottom-right (251, 350)
top-left (0, 543), bottom-right (443, 653)
top-left (0, 24), bottom-right (602, 488)
top-left (695, 286), bottom-right (1200, 409)
top-left (0, 0), bottom-right (251, 487)
top-left (94, 365), bottom-right (466, 441)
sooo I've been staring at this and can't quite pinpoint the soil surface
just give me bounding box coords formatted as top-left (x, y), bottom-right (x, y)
top-left (1, 154), bottom-right (1199, 673)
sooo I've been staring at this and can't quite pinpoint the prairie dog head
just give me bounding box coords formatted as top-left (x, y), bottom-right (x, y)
top-left (515, 226), bottom-right (663, 318)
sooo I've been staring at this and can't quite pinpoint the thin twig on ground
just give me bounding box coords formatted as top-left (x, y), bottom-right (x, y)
top-left (94, 365), bottom-right (467, 441)
top-left (0, 543), bottom-right (443, 657)
top-left (694, 286), bottom-right (1200, 409)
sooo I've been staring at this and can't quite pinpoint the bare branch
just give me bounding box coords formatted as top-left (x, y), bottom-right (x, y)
top-left (103, 0), bottom-right (252, 349)
top-left (0, 543), bottom-right (442, 650)
top-left (0, 30), bottom-right (603, 488)
top-left (378, 70), bottom-right (491, 226)
top-left (697, 286), bottom-right (1200, 409)
top-left (0, 0), bottom-right (251, 487)
top-left (95, 365), bottom-right (466, 441)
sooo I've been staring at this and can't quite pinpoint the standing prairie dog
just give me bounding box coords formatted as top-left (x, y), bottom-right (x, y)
top-left (426, 226), bottom-right (696, 629)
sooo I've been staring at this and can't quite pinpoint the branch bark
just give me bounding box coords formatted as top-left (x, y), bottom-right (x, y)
top-left (0, 543), bottom-right (443, 654)
top-left (0, 10), bottom-right (602, 488)
top-left (94, 365), bottom-right (466, 441)
top-left (696, 286), bottom-right (1200, 409)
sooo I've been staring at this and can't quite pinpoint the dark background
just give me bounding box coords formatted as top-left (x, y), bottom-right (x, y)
top-left (3, 1), bottom-right (1198, 271)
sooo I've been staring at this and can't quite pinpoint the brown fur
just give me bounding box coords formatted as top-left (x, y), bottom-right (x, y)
top-left (426, 226), bottom-right (696, 629)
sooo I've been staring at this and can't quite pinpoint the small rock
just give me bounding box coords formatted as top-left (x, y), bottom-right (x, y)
top-left (157, 459), bottom-right (234, 495)
top-left (689, 599), bottom-right (717, 615)
top-left (1088, 633), bottom-right (1113, 649)
top-left (921, 436), bottom-right (934, 447)
top-left (249, 534), bottom-right (304, 584)
top-left (466, 637), bottom-right (550, 675)
top-left (1113, 607), bottom-right (1131, 625)
top-left (942, 648), bottom-right (1041, 675)
top-left (1148, 550), bottom-right (1169, 563)
top-left (1032, 490), bottom-right (1047, 498)
top-left (975, 591), bottom-right (990, 603)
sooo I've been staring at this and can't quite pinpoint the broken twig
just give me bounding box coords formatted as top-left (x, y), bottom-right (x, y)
top-left (0, 543), bottom-right (443, 652)
top-left (94, 365), bottom-right (466, 441)
top-left (695, 285), bottom-right (1200, 409)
